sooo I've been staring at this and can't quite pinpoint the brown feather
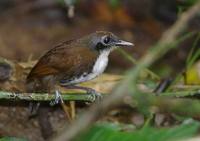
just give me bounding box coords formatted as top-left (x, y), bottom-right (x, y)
top-left (27, 40), bottom-right (98, 84)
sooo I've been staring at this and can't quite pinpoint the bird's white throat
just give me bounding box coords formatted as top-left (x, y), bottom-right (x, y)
top-left (92, 50), bottom-right (110, 75)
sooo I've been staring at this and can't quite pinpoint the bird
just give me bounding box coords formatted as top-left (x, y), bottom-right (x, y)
top-left (26, 31), bottom-right (133, 106)
top-left (26, 31), bottom-right (133, 139)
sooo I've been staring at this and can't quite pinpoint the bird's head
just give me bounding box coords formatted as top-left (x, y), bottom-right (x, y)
top-left (83, 31), bottom-right (134, 53)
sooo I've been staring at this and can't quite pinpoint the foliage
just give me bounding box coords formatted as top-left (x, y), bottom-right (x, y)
top-left (184, 33), bottom-right (200, 84)
top-left (0, 137), bottom-right (27, 141)
top-left (186, 33), bottom-right (200, 68)
top-left (178, 0), bottom-right (199, 14)
top-left (75, 120), bottom-right (200, 141)
top-left (108, 0), bottom-right (120, 8)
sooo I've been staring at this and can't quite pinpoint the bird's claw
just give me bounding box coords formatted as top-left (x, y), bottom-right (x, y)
top-left (50, 90), bottom-right (63, 106)
top-left (87, 89), bottom-right (102, 102)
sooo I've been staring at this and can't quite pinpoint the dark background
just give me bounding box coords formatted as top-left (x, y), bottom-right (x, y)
top-left (0, 0), bottom-right (197, 74)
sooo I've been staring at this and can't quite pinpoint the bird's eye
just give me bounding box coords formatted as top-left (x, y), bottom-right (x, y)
top-left (103, 36), bottom-right (110, 44)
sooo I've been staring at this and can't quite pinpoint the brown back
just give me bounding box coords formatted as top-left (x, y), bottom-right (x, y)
top-left (26, 40), bottom-right (98, 83)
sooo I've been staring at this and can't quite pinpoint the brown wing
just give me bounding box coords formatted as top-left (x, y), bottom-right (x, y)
top-left (27, 41), bottom-right (98, 82)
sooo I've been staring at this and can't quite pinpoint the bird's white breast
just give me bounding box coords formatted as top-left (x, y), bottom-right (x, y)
top-left (66, 50), bottom-right (109, 84)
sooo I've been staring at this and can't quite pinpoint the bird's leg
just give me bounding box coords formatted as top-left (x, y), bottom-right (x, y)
top-left (50, 90), bottom-right (72, 122)
top-left (50, 90), bottom-right (63, 106)
top-left (62, 85), bottom-right (102, 102)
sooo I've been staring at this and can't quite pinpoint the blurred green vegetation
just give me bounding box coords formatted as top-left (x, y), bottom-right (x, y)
top-left (178, 0), bottom-right (199, 13)
top-left (75, 120), bottom-right (200, 141)
top-left (0, 137), bottom-right (27, 141)
top-left (186, 33), bottom-right (200, 69)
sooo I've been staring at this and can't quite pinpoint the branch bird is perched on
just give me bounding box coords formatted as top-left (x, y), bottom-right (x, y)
top-left (26, 31), bottom-right (134, 107)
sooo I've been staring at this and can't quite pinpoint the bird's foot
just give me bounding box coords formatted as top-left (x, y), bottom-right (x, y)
top-left (50, 90), bottom-right (63, 106)
top-left (86, 88), bottom-right (102, 102)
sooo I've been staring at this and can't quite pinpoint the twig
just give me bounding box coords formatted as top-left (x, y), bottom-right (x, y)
top-left (50, 2), bottom-right (200, 141)
top-left (0, 91), bottom-right (95, 102)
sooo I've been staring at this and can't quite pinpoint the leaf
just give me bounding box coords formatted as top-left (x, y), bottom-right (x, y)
top-left (75, 120), bottom-right (200, 141)
top-left (184, 33), bottom-right (200, 85)
top-left (186, 33), bottom-right (200, 69)
top-left (184, 61), bottom-right (200, 85)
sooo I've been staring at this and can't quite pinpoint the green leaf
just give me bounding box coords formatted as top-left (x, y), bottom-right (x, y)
top-left (186, 32), bottom-right (200, 69)
top-left (75, 120), bottom-right (200, 141)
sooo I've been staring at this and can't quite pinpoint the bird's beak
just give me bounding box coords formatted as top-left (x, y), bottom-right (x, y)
top-left (115, 40), bottom-right (134, 47)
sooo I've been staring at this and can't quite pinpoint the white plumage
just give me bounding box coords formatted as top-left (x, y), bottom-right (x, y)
top-left (67, 50), bottom-right (110, 84)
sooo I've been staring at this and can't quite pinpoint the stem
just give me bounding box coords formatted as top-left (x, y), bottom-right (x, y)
top-left (0, 91), bottom-right (96, 102)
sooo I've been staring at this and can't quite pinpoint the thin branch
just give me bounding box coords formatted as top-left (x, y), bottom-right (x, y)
top-left (0, 91), bottom-right (95, 102)
top-left (50, 2), bottom-right (200, 141)
top-left (0, 88), bottom-right (198, 102)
